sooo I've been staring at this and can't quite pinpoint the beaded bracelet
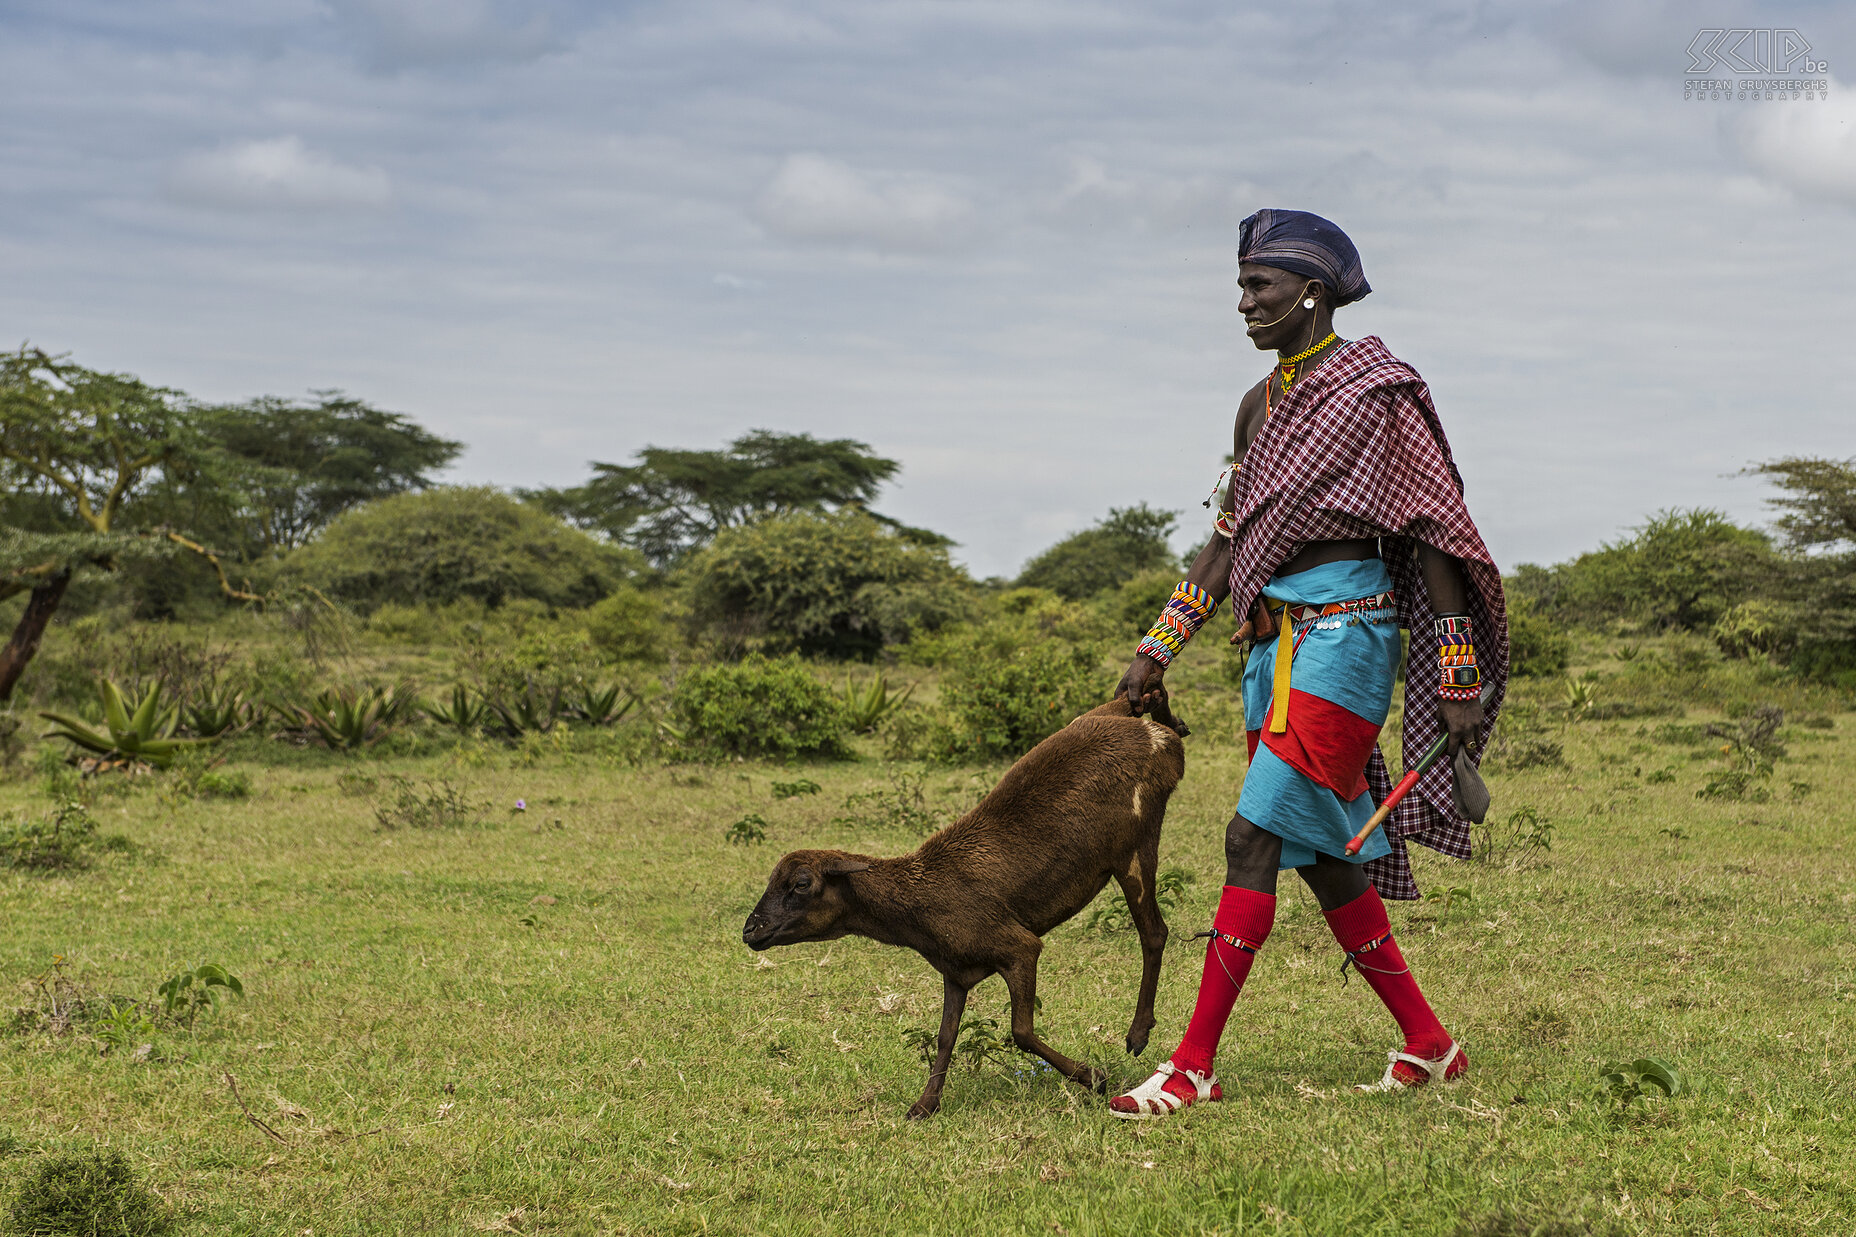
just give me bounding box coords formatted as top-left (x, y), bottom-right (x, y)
top-left (1136, 581), bottom-right (1220, 668)
top-left (1434, 613), bottom-right (1482, 701)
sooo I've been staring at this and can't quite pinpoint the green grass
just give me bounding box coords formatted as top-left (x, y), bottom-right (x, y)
top-left (1, 653), bottom-right (1853, 1235)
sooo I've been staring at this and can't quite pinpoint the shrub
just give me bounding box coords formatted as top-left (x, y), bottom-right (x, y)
top-left (670, 656), bottom-right (850, 759)
top-left (372, 777), bottom-right (484, 829)
top-left (680, 510), bottom-right (973, 658)
top-left (1505, 596), bottom-right (1571, 677)
top-left (833, 767), bottom-right (942, 834)
top-left (0, 802), bottom-right (97, 871)
top-left (902, 587), bottom-right (1114, 668)
top-left (926, 642), bottom-right (1102, 762)
top-left (284, 486), bottom-right (637, 612)
top-left (1016, 505), bottom-right (1179, 600)
top-left (1106, 567), bottom-right (1183, 638)
top-left (159, 751), bottom-right (253, 803)
top-left (724, 814), bottom-right (768, 845)
top-left (582, 587), bottom-right (664, 662)
top-left (1508, 509), bottom-right (1779, 631)
top-left (8, 1149), bottom-right (172, 1236)
top-left (1711, 599), bottom-right (1799, 659)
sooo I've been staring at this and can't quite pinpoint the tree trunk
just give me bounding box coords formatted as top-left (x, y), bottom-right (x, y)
top-left (0, 569), bottom-right (71, 703)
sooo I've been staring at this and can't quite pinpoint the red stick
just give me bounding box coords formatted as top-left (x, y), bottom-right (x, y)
top-left (1344, 683), bottom-right (1495, 857)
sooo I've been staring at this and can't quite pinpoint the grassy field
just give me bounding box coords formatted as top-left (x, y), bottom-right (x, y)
top-left (2, 636), bottom-right (1854, 1236)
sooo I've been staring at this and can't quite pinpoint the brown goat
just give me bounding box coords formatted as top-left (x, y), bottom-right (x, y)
top-left (741, 699), bottom-right (1187, 1118)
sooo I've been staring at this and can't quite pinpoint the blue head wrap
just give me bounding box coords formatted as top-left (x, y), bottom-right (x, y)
top-left (1236, 209), bottom-right (1371, 306)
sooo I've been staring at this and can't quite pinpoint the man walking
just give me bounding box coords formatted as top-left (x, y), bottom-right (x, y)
top-left (1109, 209), bottom-right (1508, 1118)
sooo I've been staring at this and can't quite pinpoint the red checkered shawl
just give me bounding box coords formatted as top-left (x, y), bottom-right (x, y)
top-left (1226, 335), bottom-right (1508, 900)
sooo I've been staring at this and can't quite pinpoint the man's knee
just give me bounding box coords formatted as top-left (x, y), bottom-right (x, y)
top-left (1224, 815), bottom-right (1276, 873)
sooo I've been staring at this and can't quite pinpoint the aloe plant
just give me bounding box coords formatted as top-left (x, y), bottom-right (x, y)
top-left (839, 675), bottom-right (915, 733)
top-left (274, 682), bottom-right (417, 751)
top-left (39, 679), bottom-right (211, 769)
top-left (183, 683), bottom-right (254, 739)
top-left (421, 683), bottom-right (487, 731)
top-left (563, 683), bottom-right (634, 726)
top-left (483, 683), bottom-right (565, 736)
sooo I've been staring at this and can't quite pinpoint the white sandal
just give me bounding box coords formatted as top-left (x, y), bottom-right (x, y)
top-left (1355, 1042), bottom-right (1463, 1093)
top-left (1108, 1061), bottom-right (1221, 1120)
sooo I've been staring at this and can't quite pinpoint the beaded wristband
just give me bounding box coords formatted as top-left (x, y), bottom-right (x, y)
top-left (1136, 581), bottom-right (1220, 668)
top-left (1434, 613), bottom-right (1482, 701)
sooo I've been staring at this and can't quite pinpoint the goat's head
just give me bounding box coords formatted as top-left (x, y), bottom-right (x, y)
top-left (741, 849), bottom-right (872, 951)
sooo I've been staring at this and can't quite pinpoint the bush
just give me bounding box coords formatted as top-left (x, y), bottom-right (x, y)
top-left (670, 656), bottom-right (850, 759)
top-left (1106, 568), bottom-right (1183, 639)
top-left (0, 803), bottom-right (97, 871)
top-left (1509, 509), bottom-right (1778, 632)
top-left (1505, 597), bottom-right (1572, 678)
top-left (581, 587), bottom-right (664, 662)
top-left (925, 642), bottom-right (1102, 762)
top-left (1016, 505), bottom-right (1179, 601)
top-left (8, 1149), bottom-right (172, 1236)
top-left (679, 511), bottom-right (973, 658)
top-left (903, 587), bottom-right (1115, 668)
top-left (1711, 599), bottom-right (1799, 659)
top-left (284, 486), bottom-right (637, 612)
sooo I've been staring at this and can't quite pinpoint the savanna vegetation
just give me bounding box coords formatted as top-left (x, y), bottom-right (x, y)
top-left (2, 346), bottom-right (1852, 1234)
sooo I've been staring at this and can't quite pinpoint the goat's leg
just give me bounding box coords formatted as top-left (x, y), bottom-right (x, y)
top-left (998, 941), bottom-right (1106, 1093)
top-left (1116, 848), bottom-right (1169, 1055)
top-left (906, 976), bottom-right (969, 1120)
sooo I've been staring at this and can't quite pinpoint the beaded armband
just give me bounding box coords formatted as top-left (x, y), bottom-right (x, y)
top-left (1136, 581), bottom-right (1220, 668)
top-left (1434, 613), bottom-right (1482, 701)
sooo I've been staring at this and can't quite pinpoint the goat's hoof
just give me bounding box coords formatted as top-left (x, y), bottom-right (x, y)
top-left (1125, 1029), bottom-right (1152, 1055)
top-left (1080, 1068), bottom-right (1109, 1094)
top-left (905, 1100), bottom-right (939, 1120)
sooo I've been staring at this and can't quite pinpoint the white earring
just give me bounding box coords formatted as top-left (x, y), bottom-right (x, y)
top-left (1303, 297), bottom-right (1316, 309)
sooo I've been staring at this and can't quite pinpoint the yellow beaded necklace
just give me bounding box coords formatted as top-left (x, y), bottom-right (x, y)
top-left (1275, 331), bottom-right (1338, 396)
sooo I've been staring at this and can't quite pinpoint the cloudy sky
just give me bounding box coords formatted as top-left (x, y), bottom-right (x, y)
top-left (4, 0), bottom-right (1853, 577)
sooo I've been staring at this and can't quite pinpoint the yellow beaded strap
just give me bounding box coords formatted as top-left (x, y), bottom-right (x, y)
top-left (1276, 331), bottom-right (1339, 395)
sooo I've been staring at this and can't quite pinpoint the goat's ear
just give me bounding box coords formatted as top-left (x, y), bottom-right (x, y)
top-left (822, 858), bottom-right (871, 876)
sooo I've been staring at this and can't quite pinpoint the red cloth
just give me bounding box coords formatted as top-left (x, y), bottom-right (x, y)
top-left (1224, 336), bottom-right (1508, 900)
top-left (1170, 887), bottom-right (1276, 1075)
top-left (1246, 688), bottom-right (1380, 800)
top-left (1321, 888), bottom-right (1450, 1068)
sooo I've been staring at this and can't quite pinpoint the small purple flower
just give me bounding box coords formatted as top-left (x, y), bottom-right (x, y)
top-left (514, 799), bottom-right (527, 811)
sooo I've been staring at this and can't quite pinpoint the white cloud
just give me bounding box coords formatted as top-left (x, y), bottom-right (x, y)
top-left (712, 273), bottom-right (764, 290)
top-left (166, 136), bottom-right (392, 211)
top-left (754, 153), bottom-right (974, 252)
top-left (1733, 80), bottom-right (1856, 207)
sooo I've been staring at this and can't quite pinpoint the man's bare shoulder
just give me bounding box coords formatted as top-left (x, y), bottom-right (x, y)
top-left (1234, 377), bottom-right (1269, 452)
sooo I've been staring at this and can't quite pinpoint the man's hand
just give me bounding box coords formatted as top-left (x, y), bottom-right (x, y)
top-left (1115, 655), bottom-right (1167, 718)
top-left (1440, 698), bottom-right (1483, 756)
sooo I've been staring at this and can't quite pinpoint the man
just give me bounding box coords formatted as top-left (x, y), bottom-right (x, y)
top-left (1107, 209), bottom-right (1508, 1118)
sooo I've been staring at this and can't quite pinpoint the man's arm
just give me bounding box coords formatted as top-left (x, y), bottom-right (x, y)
top-left (1117, 383), bottom-right (1267, 715)
top-left (1417, 541), bottom-right (1486, 754)
top-left (1116, 530), bottom-right (1232, 716)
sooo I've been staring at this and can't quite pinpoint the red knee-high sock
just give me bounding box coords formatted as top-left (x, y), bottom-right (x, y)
top-left (1168, 886), bottom-right (1276, 1076)
top-left (1323, 887), bottom-right (1458, 1080)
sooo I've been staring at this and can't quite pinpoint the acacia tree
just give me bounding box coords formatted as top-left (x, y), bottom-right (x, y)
top-left (0, 347), bottom-right (252, 700)
top-left (1753, 456), bottom-right (1856, 550)
top-left (525, 430), bottom-right (923, 566)
top-left (195, 394), bottom-right (462, 556)
top-left (1751, 456), bottom-right (1856, 669)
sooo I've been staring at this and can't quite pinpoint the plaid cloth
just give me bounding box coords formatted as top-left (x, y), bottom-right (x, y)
top-left (1225, 335), bottom-right (1508, 900)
